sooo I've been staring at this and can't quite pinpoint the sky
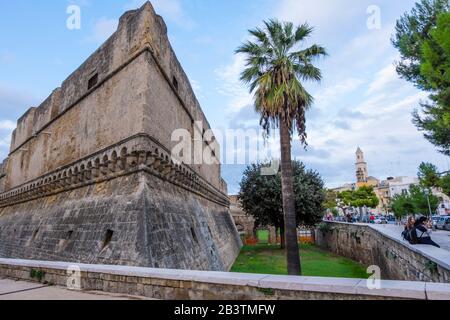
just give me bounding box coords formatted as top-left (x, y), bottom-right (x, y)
top-left (0, 0), bottom-right (449, 194)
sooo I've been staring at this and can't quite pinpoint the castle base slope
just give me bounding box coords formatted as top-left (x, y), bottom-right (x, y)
top-left (0, 170), bottom-right (241, 271)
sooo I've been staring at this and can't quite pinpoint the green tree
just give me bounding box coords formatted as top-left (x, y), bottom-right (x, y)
top-left (390, 185), bottom-right (439, 217)
top-left (391, 193), bottom-right (415, 219)
top-left (420, 12), bottom-right (450, 101)
top-left (324, 189), bottom-right (338, 211)
top-left (413, 12), bottom-right (450, 155)
top-left (237, 20), bottom-right (327, 275)
top-left (417, 162), bottom-right (450, 197)
top-left (418, 162), bottom-right (442, 188)
top-left (331, 208), bottom-right (339, 217)
top-left (392, 0), bottom-right (449, 89)
top-left (238, 162), bottom-right (326, 250)
top-left (410, 185), bottom-right (439, 215)
top-left (440, 173), bottom-right (450, 196)
top-left (337, 187), bottom-right (380, 216)
top-left (393, 1), bottom-right (450, 155)
top-left (336, 190), bottom-right (352, 215)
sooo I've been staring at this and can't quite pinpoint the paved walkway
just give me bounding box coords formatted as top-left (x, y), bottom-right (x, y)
top-left (0, 278), bottom-right (151, 300)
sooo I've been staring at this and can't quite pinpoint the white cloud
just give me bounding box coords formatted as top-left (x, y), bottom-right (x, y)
top-left (276, 0), bottom-right (362, 27)
top-left (367, 63), bottom-right (400, 94)
top-left (0, 120), bottom-right (16, 131)
top-left (300, 82), bottom-right (446, 184)
top-left (337, 25), bottom-right (395, 70)
top-left (214, 1), bottom-right (449, 188)
top-left (215, 54), bottom-right (253, 114)
top-left (190, 79), bottom-right (205, 100)
top-left (0, 83), bottom-right (38, 113)
top-left (361, 91), bottom-right (428, 116)
top-left (0, 132), bottom-right (12, 147)
top-left (316, 78), bottom-right (365, 107)
top-left (86, 17), bottom-right (119, 44)
top-left (0, 84), bottom-right (39, 160)
top-left (0, 120), bottom-right (15, 158)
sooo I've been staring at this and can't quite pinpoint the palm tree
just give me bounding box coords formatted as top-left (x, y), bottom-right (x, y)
top-left (236, 19), bottom-right (327, 275)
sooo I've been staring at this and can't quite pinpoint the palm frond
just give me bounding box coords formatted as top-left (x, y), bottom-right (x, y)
top-left (294, 23), bottom-right (314, 42)
top-left (290, 44), bottom-right (328, 61)
top-left (293, 63), bottom-right (323, 82)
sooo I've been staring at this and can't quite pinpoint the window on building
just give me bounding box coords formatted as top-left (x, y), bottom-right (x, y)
top-left (88, 73), bottom-right (98, 90)
top-left (31, 228), bottom-right (39, 242)
top-left (172, 76), bottom-right (179, 91)
top-left (190, 227), bottom-right (198, 243)
top-left (66, 230), bottom-right (73, 240)
top-left (101, 229), bottom-right (113, 250)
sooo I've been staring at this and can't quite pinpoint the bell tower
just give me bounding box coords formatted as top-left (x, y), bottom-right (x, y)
top-left (356, 147), bottom-right (368, 183)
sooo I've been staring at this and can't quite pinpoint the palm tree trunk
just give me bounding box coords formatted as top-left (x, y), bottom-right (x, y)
top-left (280, 224), bottom-right (286, 249)
top-left (279, 119), bottom-right (302, 275)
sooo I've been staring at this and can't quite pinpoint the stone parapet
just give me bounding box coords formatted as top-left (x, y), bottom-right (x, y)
top-left (1, 258), bottom-right (449, 300)
top-left (316, 222), bottom-right (450, 283)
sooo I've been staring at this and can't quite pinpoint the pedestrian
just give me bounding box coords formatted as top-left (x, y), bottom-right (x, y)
top-left (412, 217), bottom-right (441, 248)
top-left (405, 216), bottom-right (415, 231)
top-left (369, 214), bottom-right (375, 224)
top-left (401, 216), bottom-right (415, 242)
top-left (346, 213), bottom-right (352, 223)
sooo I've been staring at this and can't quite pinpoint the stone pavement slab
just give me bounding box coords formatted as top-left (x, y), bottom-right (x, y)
top-left (0, 279), bottom-right (152, 300)
top-left (0, 279), bottom-right (46, 295)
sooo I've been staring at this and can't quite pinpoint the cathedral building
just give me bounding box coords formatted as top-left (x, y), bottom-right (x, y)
top-left (355, 148), bottom-right (379, 189)
top-left (334, 148), bottom-right (419, 215)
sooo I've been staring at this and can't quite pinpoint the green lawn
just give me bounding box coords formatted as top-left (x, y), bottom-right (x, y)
top-left (257, 230), bottom-right (269, 243)
top-left (231, 244), bottom-right (368, 279)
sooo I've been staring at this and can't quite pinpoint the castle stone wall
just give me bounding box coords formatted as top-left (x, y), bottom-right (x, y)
top-left (0, 2), bottom-right (240, 271)
top-left (6, 1), bottom-right (221, 192)
top-left (6, 54), bottom-right (150, 190)
top-left (0, 170), bottom-right (240, 271)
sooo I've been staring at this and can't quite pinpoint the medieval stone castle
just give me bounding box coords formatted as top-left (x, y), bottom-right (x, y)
top-left (0, 2), bottom-right (241, 271)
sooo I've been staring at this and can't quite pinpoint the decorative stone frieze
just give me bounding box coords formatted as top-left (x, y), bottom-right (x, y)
top-left (0, 134), bottom-right (229, 208)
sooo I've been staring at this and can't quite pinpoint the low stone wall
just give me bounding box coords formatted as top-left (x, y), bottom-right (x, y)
top-left (1, 258), bottom-right (450, 300)
top-left (316, 222), bottom-right (450, 283)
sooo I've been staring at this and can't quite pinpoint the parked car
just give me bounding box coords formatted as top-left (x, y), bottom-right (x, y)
top-left (436, 216), bottom-right (450, 230)
top-left (431, 216), bottom-right (441, 229)
top-left (374, 217), bottom-right (388, 224)
top-left (386, 216), bottom-right (396, 224)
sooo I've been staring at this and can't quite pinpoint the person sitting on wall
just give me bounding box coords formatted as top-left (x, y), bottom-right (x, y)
top-left (411, 217), bottom-right (441, 248)
top-left (402, 216), bottom-right (415, 243)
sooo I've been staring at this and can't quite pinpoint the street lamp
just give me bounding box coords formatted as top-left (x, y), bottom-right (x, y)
top-left (424, 189), bottom-right (433, 218)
